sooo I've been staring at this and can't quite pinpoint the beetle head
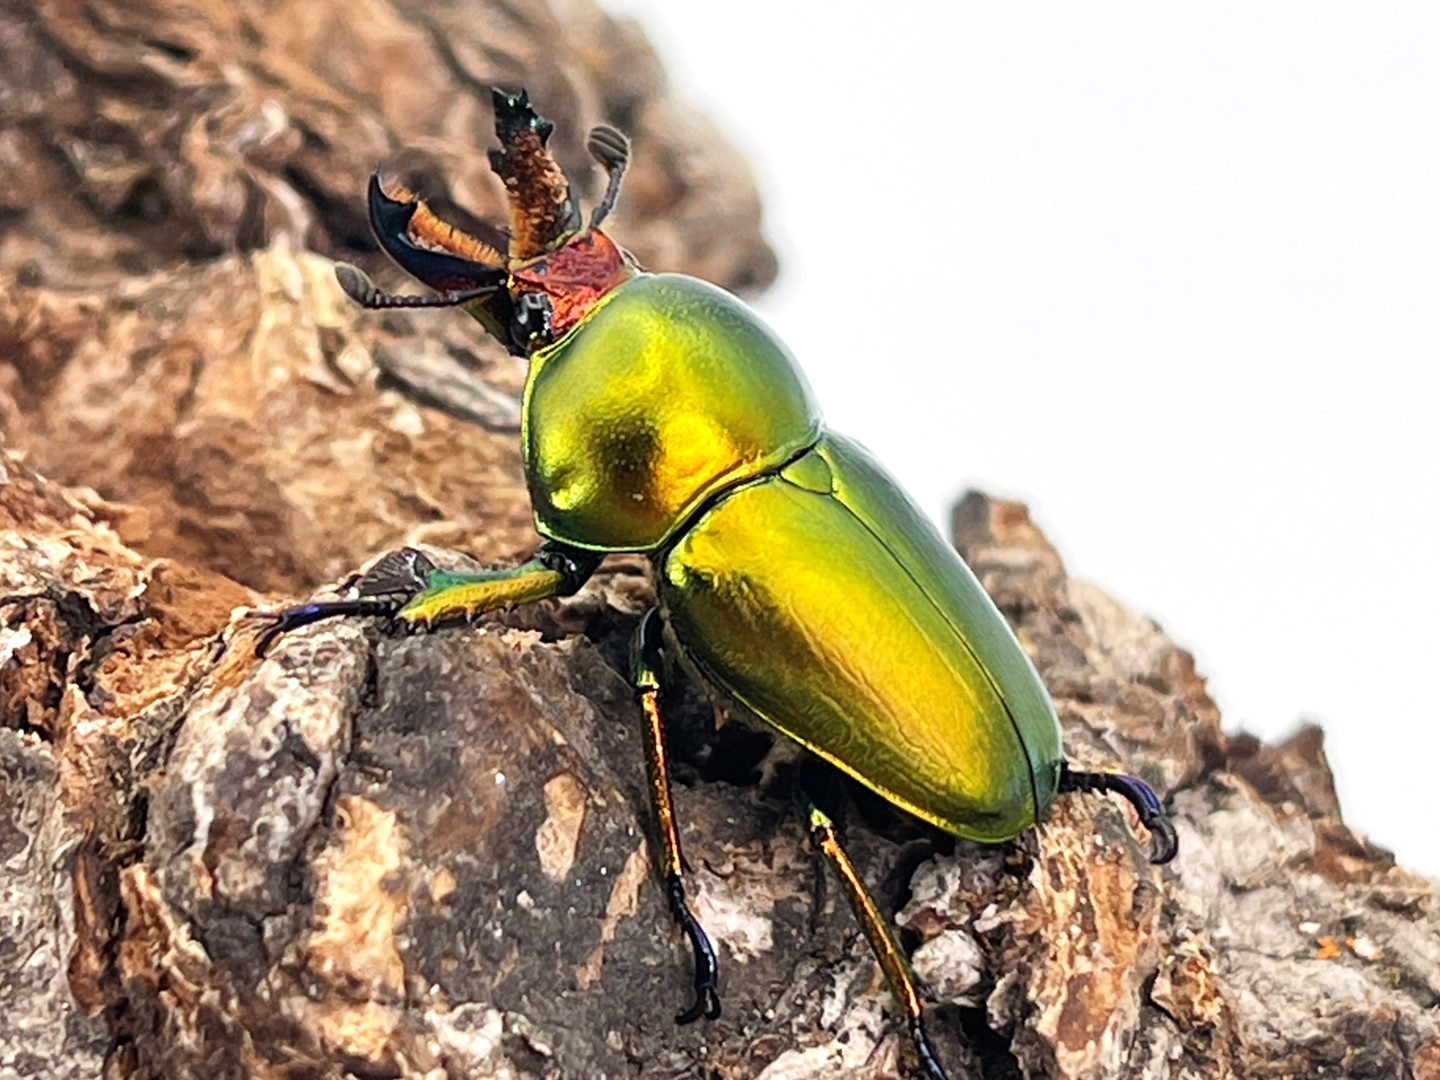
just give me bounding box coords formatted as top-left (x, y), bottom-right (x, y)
top-left (335, 88), bottom-right (637, 356)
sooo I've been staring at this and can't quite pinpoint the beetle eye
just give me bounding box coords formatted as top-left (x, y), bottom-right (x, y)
top-left (512, 292), bottom-right (553, 350)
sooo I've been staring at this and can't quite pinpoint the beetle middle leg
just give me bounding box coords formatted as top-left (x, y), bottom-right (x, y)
top-left (253, 541), bottom-right (600, 655)
top-left (630, 607), bottom-right (722, 1024)
top-left (799, 769), bottom-right (950, 1080)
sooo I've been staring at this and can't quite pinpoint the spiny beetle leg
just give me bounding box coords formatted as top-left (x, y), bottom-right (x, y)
top-left (1058, 763), bottom-right (1179, 864)
top-left (631, 608), bottom-right (722, 1024)
top-left (801, 781), bottom-right (951, 1080)
top-left (390, 541), bottom-right (600, 626)
top-left (252, 547), bottom-right (437, 657)
top-left (254, 543), bottom-right (602, 657)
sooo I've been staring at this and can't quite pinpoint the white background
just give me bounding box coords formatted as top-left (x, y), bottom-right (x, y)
top-left (605, 2), bottom-right (1439, 878)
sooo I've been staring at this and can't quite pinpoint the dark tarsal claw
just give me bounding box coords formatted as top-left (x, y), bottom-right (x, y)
top-left (666, 875), bottom-right (721, 1024)
top-left (1143, 812), bottom-right (1180, 865)
top-left (674, 980), bottom-right (721, 1027)
top-left (1058, 764), bottom-right (1179, 865)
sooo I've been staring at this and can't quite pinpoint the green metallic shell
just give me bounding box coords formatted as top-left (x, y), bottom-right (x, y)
top-left (522, 274), bottom-right (823, 551)
top-left (659, 434), bottom-right (1063, 842)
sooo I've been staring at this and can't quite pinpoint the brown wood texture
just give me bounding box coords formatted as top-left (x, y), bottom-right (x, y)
top-left (2, 2), bottom-right (1437, 1078)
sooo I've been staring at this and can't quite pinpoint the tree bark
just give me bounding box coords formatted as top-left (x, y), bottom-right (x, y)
top-left (2, 3), bottom-right (1437, 1079)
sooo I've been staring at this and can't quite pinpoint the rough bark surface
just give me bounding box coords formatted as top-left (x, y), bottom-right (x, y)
top-left (1, 0), bottom-right (774, 595)
top-left (2, 3), bottom-right (1438, 1080)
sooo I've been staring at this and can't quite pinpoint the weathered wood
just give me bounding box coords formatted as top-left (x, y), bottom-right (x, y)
top-left (2, 2), bottom-right (1437, 1078)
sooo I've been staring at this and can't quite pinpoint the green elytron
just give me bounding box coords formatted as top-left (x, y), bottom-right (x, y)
top-left (259, 89), bottom-right (1177, 1080)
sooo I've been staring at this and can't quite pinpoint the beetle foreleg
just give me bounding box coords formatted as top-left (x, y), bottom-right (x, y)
top-left (631, 609), bottom-right (722, 1025)
top-left (1057, 764), bottom-right (1179, 864)
top-left (802, 799), bottom-right (950, 1080)
top-left (390, 541), bottom-right (600, 625)
top-left (252, 542), bottom-right (599, 656)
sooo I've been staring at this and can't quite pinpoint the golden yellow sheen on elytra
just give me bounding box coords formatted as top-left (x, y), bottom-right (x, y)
top-left (521, 272), bottom-right (1062, 843)
top-left (664, 435), bottom-right (1060, 841)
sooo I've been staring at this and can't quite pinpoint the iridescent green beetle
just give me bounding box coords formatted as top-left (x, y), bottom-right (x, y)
top-left (259, 89), bottom-right (1177, 1080)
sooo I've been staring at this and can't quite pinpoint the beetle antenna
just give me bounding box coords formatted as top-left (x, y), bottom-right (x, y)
top-left (586, 124), bottom-right (630, 229)
top-left (1057, 764), bottom-right (1179, 864)
top-left (335, 263), bottom-right (501, 310)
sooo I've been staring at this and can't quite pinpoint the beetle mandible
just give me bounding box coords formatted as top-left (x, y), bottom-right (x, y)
top-left (257, 88), bottom-right (1178, 1080)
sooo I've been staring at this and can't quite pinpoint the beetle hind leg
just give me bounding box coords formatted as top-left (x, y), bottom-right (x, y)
top-left (631, 609), bottom-right (722, 1024)
top-left (1058, 763), bottom-right (1179, 864)
top-left (801, 791), bottom-right (951, 1080)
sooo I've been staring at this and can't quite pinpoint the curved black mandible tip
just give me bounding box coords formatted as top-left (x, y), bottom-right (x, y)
top-left (357, 173), bottom-right (507, 299)
top-left (366, 171), bottom-right (417, 244)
